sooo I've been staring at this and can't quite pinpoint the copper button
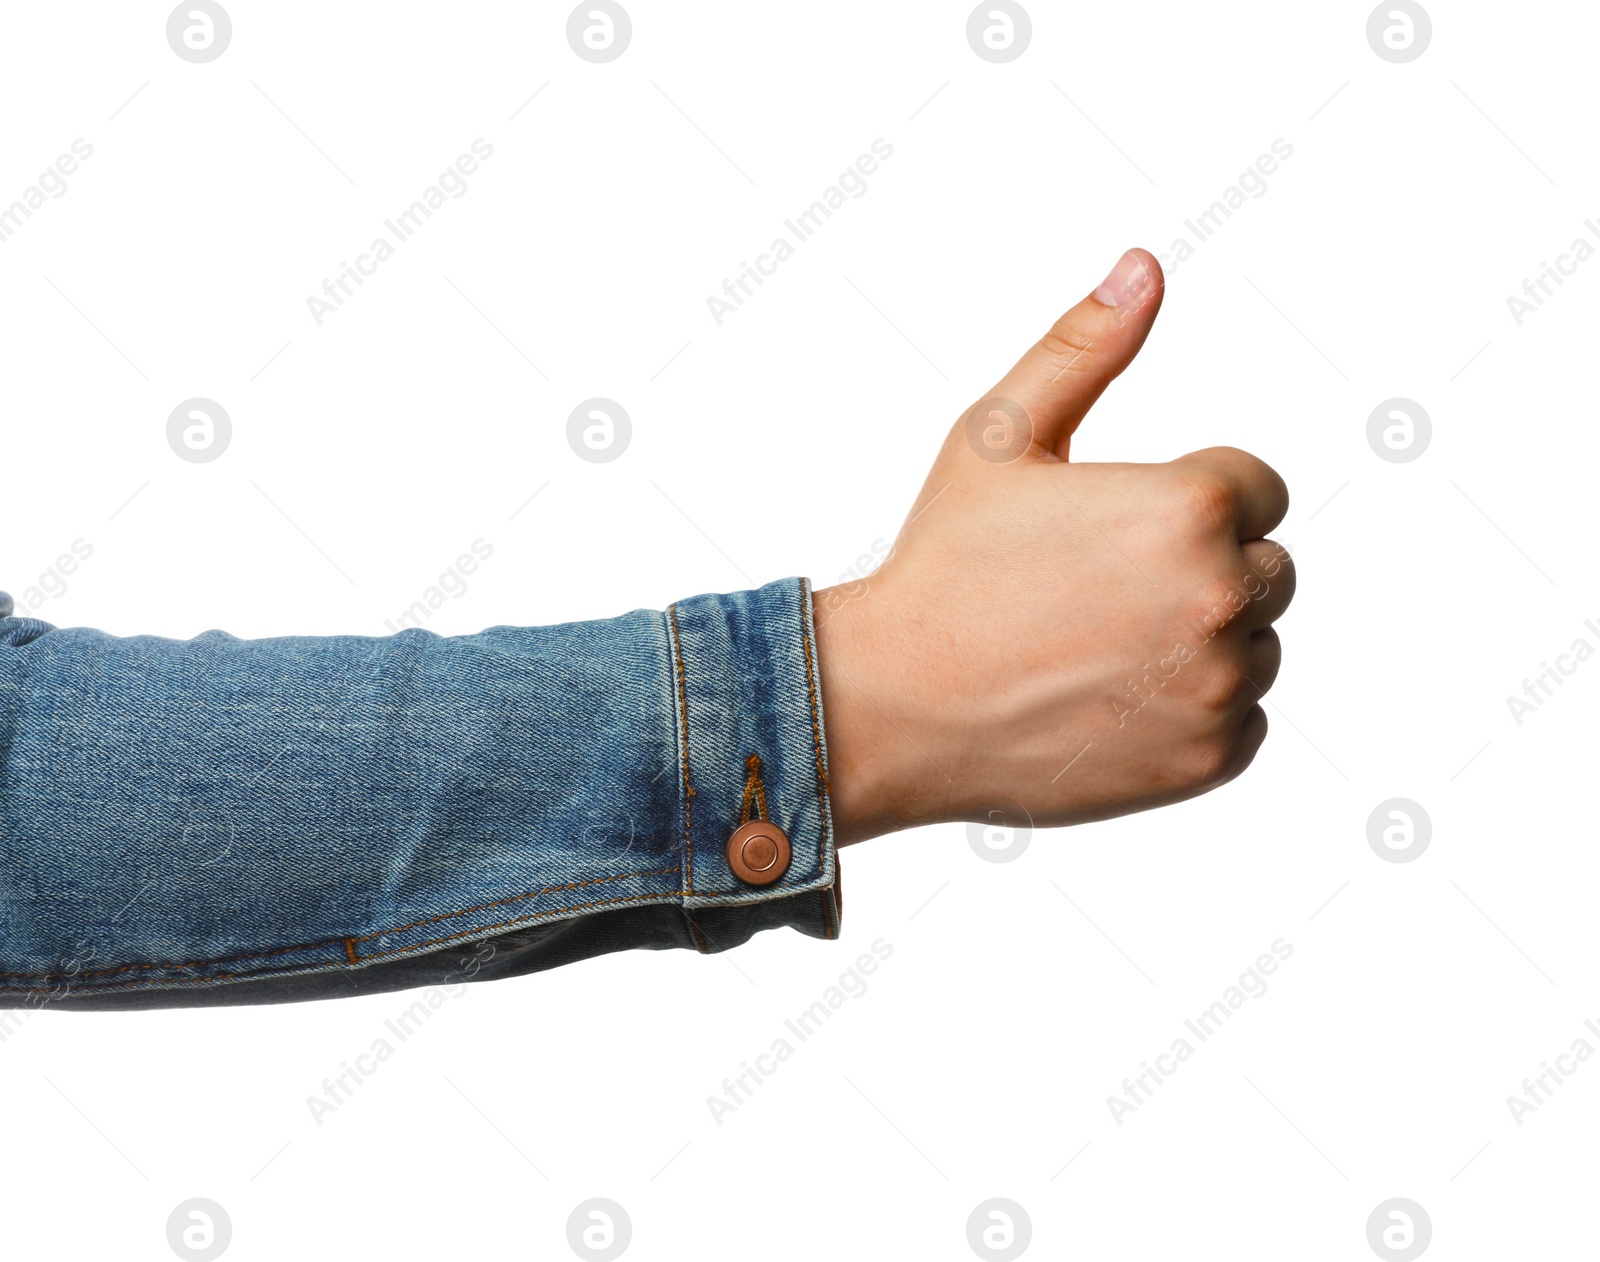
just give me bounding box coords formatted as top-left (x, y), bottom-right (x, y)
top-left (726, 819), bottom-right (791, 885)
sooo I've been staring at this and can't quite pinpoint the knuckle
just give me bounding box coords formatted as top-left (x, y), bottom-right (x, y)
top-left (1252, 627), bottom-right (1283, 678)
top-left (1271, 553), bottom-right (1297, 601)
top-left (1185, 575), bottom-right (1248, 637)
top-left (1253, 543), bottom-right (1295, 585)
top-left (1197, 443), bottom-right (1251, 464)
top-left (1251, 456), bottom-right (1290, 511)
top-left (1241, 544), bottom-right (1294, 615)
top-left (1184, 736), bottom-right (1237, 789)
top-left (1167, 470), bottom-right (1235, 538)
top-left (1037, 322), bottom-right (1098, 366)
top-left (1239, 566), bottom-right (1273, 605)
top-left (1196, 652), bottom-right (1250, 710)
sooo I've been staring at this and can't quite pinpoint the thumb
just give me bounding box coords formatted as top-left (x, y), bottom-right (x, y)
top-left (979, 248), bottom-right (1164, 461)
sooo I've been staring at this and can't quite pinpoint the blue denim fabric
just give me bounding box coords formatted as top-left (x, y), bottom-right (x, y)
top-left (0, 577), bottom-right (839, 1009)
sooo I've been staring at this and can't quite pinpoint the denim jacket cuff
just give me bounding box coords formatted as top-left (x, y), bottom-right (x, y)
top-left (665, 576), bottom-right (841, 950)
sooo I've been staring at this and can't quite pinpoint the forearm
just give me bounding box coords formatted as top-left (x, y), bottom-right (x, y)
top-left (0, 579), bottom-right (839, 1009)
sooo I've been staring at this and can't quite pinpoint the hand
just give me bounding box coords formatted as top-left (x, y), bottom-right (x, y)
top-left (814, 249), bottom-right (1293, 845)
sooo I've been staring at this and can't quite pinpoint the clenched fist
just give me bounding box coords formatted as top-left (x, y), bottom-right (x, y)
top-left (814, 249), bottom-right (1293, 845)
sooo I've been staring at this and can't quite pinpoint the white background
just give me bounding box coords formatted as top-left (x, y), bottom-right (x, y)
top-left (2, 1), bottom-right (1597, 1258)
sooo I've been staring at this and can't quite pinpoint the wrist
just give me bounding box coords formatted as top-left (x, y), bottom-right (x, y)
top-left (811, 580), bottom-right (955, 845)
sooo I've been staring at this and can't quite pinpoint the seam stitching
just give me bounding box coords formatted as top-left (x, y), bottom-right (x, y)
top-left (0, 868), bottom-right (823, 987)
top-left (667, 602), bottom-right (695, 894)
top-left (0, 877), bottom-right (837, 992)
top-left (0, 889), bottom-right (703, 995)
top-left (351, 866), bottom-right (679, 944)
top-left (0, 865), bottom-right (681, 981)
top-left (799, 577), bottom-right (833, 870)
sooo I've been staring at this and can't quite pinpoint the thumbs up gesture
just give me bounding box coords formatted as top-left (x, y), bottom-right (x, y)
top-left (814, 250), bottom-right (1294, 844)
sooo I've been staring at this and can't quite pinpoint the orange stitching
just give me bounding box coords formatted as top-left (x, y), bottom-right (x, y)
top-left (0, 935), bottom-right (353, 980)
top-left (344, 938), bottom-right (358, 965)
top-left (0, 865), bottom-right (681, 981)
top-left (0, 890), bottom-right (702, 994)
top-left (357, 890), bottom-right (693, 961)
top-left (667, 602), bottom-right (695, 894)
top-left (738, 754), bottom-right (769, 825)
top-left (799, 577), bottom-right (834, 862)
top-left (0, 880), bottom-right (830, 994)
top-left (351, 866), bottom-right (679, 944)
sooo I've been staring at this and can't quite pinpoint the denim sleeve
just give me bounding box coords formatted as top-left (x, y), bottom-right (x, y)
top-left (0, 577), bottom-right (840, 1009)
